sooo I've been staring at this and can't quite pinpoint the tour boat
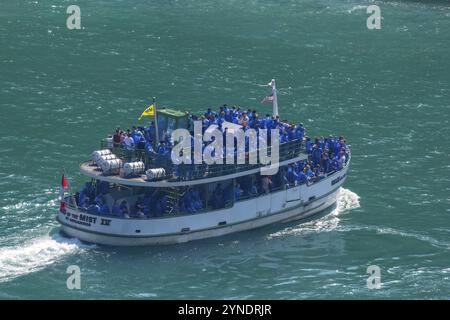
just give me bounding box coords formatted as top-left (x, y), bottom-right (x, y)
top-left (57, 80), bottom-right (350, 246)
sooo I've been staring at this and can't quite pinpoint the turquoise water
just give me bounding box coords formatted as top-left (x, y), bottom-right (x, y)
top-left (1, 0), bottom-right (449, 299)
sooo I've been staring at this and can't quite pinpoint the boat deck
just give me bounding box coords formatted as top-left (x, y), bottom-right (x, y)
top-left (80, 154), bottom-right (308, 187)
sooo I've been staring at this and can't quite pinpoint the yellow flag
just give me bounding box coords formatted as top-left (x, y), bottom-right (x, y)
top-left (138, 104), bottom-right (155, 120)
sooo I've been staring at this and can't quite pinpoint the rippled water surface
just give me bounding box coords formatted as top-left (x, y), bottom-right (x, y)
top-left (0, 0), bottom-right (449, 299)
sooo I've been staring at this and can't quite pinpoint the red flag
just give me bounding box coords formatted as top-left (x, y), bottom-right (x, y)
top-left (61, 174), bottom-right (68, 189)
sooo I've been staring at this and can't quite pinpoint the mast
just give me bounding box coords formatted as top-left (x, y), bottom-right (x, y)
top-left (268, 79), bottom-right (279, 117)
top-left (153, 97), bottom-right (160, 143)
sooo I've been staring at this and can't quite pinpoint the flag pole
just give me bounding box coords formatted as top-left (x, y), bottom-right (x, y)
top-left (62, 168), bottom-right (78, 210)
top-left (153, 97), bottom-right (160, 144)
top-left (270, 79), bottom-right (279, 117)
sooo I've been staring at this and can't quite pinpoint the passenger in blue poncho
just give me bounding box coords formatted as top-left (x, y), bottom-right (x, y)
top-left (305, 137), bottom-right (313, 154)
top-left (209, 114), bottom-right (218, 126)
top-left (93, 195), bottom-right (104, 206)
top-left (211, 183), bottom-right (225, 209)
top-left (155, 195), bottom-right (167, 217)
top-left (286, 165), bottom-right (297, 185)
top-left (78, 191), bottom-right (87, 209)
top-left (144, 140), bottom-right (155, 156)
top-left (305, 165), bottom-right (315, 182)
top-left (204, 107), bottom-right (215, 118)
top-left (297, 170), bottom-right (308, 185)
top-left (330, 156), bottom-right (339, 172)
top-left (81, 181), bottom-right (94, 200)
top-left (314, 165), bottom-right (324, 181)
top-left (295, 123), bottom-right (305, 140)
top-left (142, 193), bottom-right (154, 217)
top-left (234, 183), bottom-right (243, 199)
top-left (131, 131), bottom-right (142, 146)
top-left (296, 160), bottom-right (305, 173)
top-left (182, 191), bottom-right (196, 214)
top-left (120, 200), bottom-right (130, 218)
top-left (147, 122), bottom-right (156, 140)
top-left (134, 197), bottom-right (145, 218)
top-left (191, 189), bottom-right (203, 210)
top-left (321, 153), bottom-right (331, 173)
top-left (217, 111), bottom-right (225, 126)
top-left (287, 125), bottom-right (295, 141)
top-left (100, 203), bottom-right (110, 215)
top-left (87, 203), bottom-right (100, 214)
top-left (280, 128), bottom-right (289, 143)
top-left (111, 201), bottom-right (121, 216)
top-left (311, 144), bottom-right (323, 167)
top-left (156, 141), bottom-right (168, 155)
top-left (333, 138), bottom-right (341, 156)
top-left (249, 183), bottom-right (259, 196)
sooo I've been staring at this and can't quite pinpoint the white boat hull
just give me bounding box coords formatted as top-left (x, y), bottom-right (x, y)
top-left (57, 166), bottom-right (349, 246)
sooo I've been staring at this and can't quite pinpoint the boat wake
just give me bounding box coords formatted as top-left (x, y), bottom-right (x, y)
top-left (0, 233), bottom-right (94, 284)
top-left (267, 188), bottom-right (360, 239)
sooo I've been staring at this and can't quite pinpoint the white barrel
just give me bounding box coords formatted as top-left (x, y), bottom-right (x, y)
top-left (106, 137), bottom-right (113, 149)
top-left (96, 154), bottom-right (117, 166)
top-left (123, 161), bottom-right (145, 177)
top-left (146, 168), bottom-right (166, 181)
top-left (100, 159), bottom-right (122, 175)
top-left (92, 149), bottom-right (112, 163)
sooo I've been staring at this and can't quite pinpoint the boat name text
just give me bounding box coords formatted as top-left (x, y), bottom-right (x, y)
top-left (65, 212), bottom-right (111, 227)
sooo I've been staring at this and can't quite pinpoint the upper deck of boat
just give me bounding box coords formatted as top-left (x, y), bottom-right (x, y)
top-left (82, 104), bottom-right (310, 187)
top-left (80, 152), bottom-right (308, 187)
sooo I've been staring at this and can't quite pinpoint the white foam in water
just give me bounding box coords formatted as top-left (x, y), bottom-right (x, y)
top-left (0, 233), bottom-right (92, 283)
top-left (347, 5), bottom-right (368, 14)
top-left (267, 188), bottom-right (360, 239)
top-left (334, 187), bottom-right (360, 213)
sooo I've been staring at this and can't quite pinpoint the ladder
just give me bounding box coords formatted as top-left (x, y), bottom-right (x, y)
top-left (164, 186), bottom-right (189, 214)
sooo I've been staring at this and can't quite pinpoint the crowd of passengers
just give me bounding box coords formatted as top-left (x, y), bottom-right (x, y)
top-left (285, 135), bottom-right (350, 186)
top-left (73, 181), bottom-right (169, 218)
top-left (71, 173), bottom-right (276, 218)
top-left (73, 137), bottom-right (348, 218)
top-left (73, 180), bottom-right (204, 217)
top-left (110, 104), bottom-right (306, 167)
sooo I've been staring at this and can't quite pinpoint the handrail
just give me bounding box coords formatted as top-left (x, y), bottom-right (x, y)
top-left (100, 139), bottom-right (305, 181)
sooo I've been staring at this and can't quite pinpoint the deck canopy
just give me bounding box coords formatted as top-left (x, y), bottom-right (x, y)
top-left (155, 107), bottom-right (190, 139)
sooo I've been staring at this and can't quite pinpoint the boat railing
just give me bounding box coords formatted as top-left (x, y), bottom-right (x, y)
top-left (284, 151), bottom-right (351, 189)
top-left (100, 138), bottom-right (305, 180)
